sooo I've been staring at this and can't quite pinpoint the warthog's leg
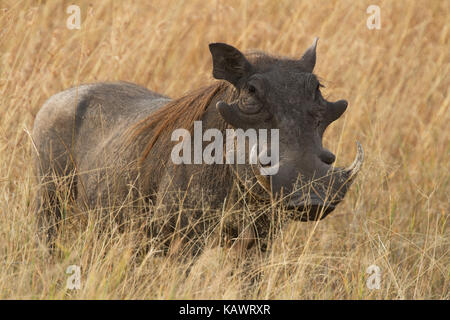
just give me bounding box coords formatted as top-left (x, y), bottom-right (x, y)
top-left (34, 153), bottom-right (77, 251)
top-left (36, 172), bottom-right (76, 250)
top-left (35, 176), bottom-right (61, 249)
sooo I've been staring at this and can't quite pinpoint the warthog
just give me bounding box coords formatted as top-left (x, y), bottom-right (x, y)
top-left (33, 38), bottom-right (363, 253)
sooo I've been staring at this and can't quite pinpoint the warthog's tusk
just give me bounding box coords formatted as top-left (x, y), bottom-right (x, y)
top-left (345, 141), bottom-right (364, 179)
top-left (250, 144), bottom-right (271, 193)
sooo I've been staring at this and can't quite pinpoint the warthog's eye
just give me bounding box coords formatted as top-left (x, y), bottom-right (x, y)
top-left (237, 82), bottom-right (263, 114)
top-left (313, 84), bottom-right (320, 99)
top-left (239, 95), bottom-right (261, 114)
top-left (315, 82), bottom-right (325, 100)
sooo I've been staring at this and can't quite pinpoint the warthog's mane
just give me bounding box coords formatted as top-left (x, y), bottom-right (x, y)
top-left (127, 50), bottom-right (282, 164)
top-left (128, 81), bottom-right (231, 163)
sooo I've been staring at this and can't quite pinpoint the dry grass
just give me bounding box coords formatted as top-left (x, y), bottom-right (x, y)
top-left (0, 0), bottom-right (448, 299)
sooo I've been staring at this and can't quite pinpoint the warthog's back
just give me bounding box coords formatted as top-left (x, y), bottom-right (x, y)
top-left (32, 81), bottom-right (171, 208)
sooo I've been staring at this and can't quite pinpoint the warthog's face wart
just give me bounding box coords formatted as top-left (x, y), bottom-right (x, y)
top-left (209, 39), bottom-right (364, 220)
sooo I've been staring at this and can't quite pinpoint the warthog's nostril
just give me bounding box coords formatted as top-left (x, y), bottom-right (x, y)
top-left (319, 149), bottom-right (336, 165)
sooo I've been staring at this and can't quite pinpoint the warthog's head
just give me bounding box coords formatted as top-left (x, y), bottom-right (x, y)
top-left (209, 39), bottom-right (363, 221)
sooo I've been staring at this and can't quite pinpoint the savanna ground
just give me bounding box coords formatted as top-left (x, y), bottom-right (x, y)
top-left (0, 0), bottom-right (448, 299)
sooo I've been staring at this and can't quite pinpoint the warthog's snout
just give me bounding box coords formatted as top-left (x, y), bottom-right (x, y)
top-left (252, 142), bottom-right (364, 221)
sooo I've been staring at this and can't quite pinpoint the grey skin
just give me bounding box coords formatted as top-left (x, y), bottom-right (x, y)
top-left (32, 39), bottom-right (363, 253)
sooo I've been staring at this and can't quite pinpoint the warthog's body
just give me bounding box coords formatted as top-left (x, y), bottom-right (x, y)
top-left (33, 40), bottom-right (363, 253)
top-left (33, 82), bottom-right (170, 209)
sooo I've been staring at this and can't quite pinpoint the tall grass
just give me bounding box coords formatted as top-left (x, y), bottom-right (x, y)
top-left (0, 0), bottom-right (448, 299)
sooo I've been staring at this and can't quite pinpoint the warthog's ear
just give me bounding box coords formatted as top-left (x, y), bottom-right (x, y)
top-left (209, 43), bottom-right (252, 87)
top-left (298, 37), bottom-right (318, 73)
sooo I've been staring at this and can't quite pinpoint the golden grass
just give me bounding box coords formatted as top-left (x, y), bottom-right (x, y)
top-left (0, 0), bottom-right (448, 299)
